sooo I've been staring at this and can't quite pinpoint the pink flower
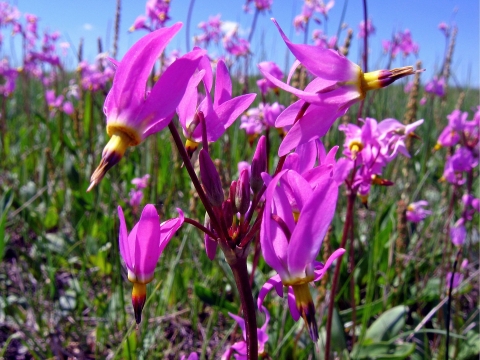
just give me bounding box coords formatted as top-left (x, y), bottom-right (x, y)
top-left (132, 174), bottom-right (150, 190)
top-left (358, 19), bottom-right (375, 39)
top-left (259, 19), bottom-right (421, 155)
top-left (118, 204), bottom-right (184, 323)
top-left (258, 168), bottom-right (345, 341)
top-left (406, 200), bottom-right (431, 223)
top-left (256, 61), bottom-right (283, 95)
top-left (221, 307), bottom-right (270, 359)
top-left (177, 57), bottom-right (256, 153)
top-left (88, 23), bottom-right (205, 190)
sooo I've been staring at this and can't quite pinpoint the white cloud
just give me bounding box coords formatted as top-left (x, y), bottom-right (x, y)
top-left (83, 23), bottom-right (93, 31)
top-left (221, 21), bottom-right (248, 37)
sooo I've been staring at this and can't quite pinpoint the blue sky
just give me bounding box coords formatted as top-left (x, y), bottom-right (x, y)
top-left (6, 0), bottom-right (480, 87)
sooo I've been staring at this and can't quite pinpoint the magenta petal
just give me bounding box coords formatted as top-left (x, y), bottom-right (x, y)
top-left (276, 99), bottom-right (304, 127)
top-left (262, 170), bottom-right (293, 277)
top-left (287, 59), bottom-right (301, 85)
top-left (177, 69), bottom-right (205, 131)
top-left (159, 208), bottom-right (184, 254)
top-left (271, 18), bottom-right (359, 82)
top-left (284, 170), bottom-right (313, 212)
top-left (136, 50), bottom-right (205, 135)
top-left (197, 52), bottom-right (213, 92)
top-left (113, 23), bottom-right (182, 111)
top-left (216, 93), bottom-right (257, 131)
top-left (118, 206), bottom-right (133, 270)
top-left (313, 248), bottom-right (346, 281)
top-left (134, 204), bottom-right (161, 279)
top-left (278, 104), bottom-right (340, 156)
top-left (257, 274), bottom-right (283, 310)
top-left (228, 312), bottom-right (246, 336)
top-left (294, 141), bottom-right (317, 174)
top-left (287, 175), bottom-right (338, 278)
top-left (287, 287), bottom-right (301, 321)
top-left (214, 59), bottom-right (232, 108)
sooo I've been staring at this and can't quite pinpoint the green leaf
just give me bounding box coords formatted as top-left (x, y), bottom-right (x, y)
top-left (457, 331), bottom-right (480, 360)
top-left (0, 189), bottom-right (14, 261)
top-left (44, 205), bottom-right (59, 230)
top-left (194, 283), bottom-right (237, 313)
top-left (352, 342), bottom-right (415, 359)
top-left (365, 306), bottom-right (408, 342)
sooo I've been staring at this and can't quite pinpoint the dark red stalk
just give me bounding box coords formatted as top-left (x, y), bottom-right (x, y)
top-left (184, 217), bottom-right (217, 239)
top-left (167, 122), bottom-right (223, 237)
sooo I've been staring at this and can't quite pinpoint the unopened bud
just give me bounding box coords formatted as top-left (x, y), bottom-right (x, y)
top-left (251, 136), bottom-right (266, 193)
top-left (236, 169), bottom-right (250, 215)
top-left (223, 199), bottom-right (234, 228)
top-left (199, 149), bottom-right (224, 207)
top-left (229, 181), bottom-right (238, 213)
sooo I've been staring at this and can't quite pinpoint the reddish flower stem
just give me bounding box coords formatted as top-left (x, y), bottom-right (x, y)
top-left (167, 121), bottom-right (223, 237)
top-left (184, 217), bottom-right (217, 239)
top-left (222, 246), bottom-right (258, 360)
top-left (325, 191), bottom-right (356, 359)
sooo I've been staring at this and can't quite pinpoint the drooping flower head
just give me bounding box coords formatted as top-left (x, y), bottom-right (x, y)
top-left (259, 19), bottom-right (423, 155)
top-left (118, 204), bottom-right (184, 323)
top-left (88, 23), bottom-right (205, 191)
top-left (258, 166), bottom-right (345, 341)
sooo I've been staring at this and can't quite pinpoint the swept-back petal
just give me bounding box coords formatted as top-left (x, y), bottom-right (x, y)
top-left (216, 93), bottom-right (257, 131)
top-left (159, 208), bottom-right (184, 254)
top-left (271, 18), bottom-right (359, 81)
top-left (294, 141), bottom-right (317, 174)
top-left (177, 69), bottom-right (205, 130)
top-left (313, 248), bottom-right (346, 281)
top-left (113, 23), bottom-right (182, 112)
top-left (261, 171), bottom-right (291, 277)
top-left (287, 173), bottom-right (338, 278)
top-left (118, 206), bottom-right (133, 270)
top-left (214, 59), bottom-right (232, 108)
top-left (135, 49), bottom-right (205, 135)
top-left (283, 170), bottom-right (312, 212)
top-left (134, 204), bottom-right (161, 279)
top-left (257, 274), bottom-right (283, 310)
top-left (287, 287), bottom-right (301, 321)
top-left (278, 104), bottom-right (340, 156)
top-left (197, 52), bottom-right (213, 92)
top-left (276, 99), bottom-right (305, 127)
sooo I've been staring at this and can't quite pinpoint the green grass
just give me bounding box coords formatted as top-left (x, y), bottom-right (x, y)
top-left (1, 69), bottom-right (479, 360)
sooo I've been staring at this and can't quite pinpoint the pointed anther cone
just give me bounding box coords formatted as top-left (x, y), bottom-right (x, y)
top-left (87, 130), bottom-right (132, 191)
top-left (132, 282), bottom-right (147, 324)
top-left (292, 283), bottom-right (318, 342)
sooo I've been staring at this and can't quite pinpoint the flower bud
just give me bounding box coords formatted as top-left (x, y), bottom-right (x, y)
top-left (251, 136), bottom-right (266, 193)
top-left (229, 181), bottom-right (238, 213)
top-left (223, 199), bottom-right (234, 228)
top-left (235, 169), bottom-right (250, 215)
top-left (199, 149), bottom-right (224, 208)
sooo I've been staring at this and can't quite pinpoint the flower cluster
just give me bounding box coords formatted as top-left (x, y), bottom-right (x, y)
top-left (358, 19), bottom-right (375, 39)
top-left (382, 29), bottom-right (419, 59)
top-left (240, 102), bottom-right (285, 144)
top-left (45, 89), bottom-right (74, 118)
top-left (436, 107), bottom-right (480, 247)
top-left (129, 174), bottom-right (150, 209)
top-left (293, 0), bottom-right (334, 32)
top-left (129, 0), bottom-right (172, 32)
top-left (337, 117), bottom-right (423, 203)
top-left (194, 14), bottom-right (222, 47)
top-left (258, 19), bottom-right (422, 156)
